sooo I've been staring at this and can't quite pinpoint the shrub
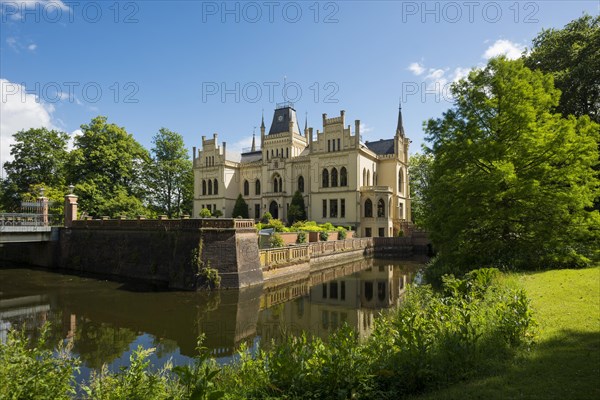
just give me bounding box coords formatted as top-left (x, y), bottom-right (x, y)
top-left (260, 212), bottom-right (272, 224)
top-left (268, 218), bottom-right (286, 232)
top-left (212, 209), bottom-right (223, 218)
top-left (296, 231), bottom-right (307, 244)
top-left (199, 208), bottom-right (212, 218)
top-left (319, 231), bottom-right (329, 241)
top-left (336, 226), bottom-right (347, 240)
top-left (270, 233), bottom-right (285, 248)
top-left (0, 325), bottom-right (79, 400)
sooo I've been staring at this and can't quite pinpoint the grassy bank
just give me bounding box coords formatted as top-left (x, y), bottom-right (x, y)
top-left (412, 266), bottom-right (600, 400)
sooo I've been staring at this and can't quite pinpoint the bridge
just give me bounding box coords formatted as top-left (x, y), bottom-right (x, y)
top-left (0, 213), bottom-right (58, 243)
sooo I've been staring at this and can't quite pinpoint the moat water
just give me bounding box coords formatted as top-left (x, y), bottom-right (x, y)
top-left (0, 258), bottom-right (423, 382)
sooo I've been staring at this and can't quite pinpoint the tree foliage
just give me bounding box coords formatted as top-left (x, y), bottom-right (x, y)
top-left (1, 127), bottom-right (69, 211)
top-left (232, 194), bottom-right (249, 218)
top-left (524, 14), bottom-right (600, 123)
top-left (147, 128), bottom-right (193, 217)
top-left (287, 190), bottom-right (307, 225)
top-left (424, 57), bottom-right (599, 279)
top-left (67, 116), bottom-right (150, 217)
top-left (408, 152), bottom-right (433, 227)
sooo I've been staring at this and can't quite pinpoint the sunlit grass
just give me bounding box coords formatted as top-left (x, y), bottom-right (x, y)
top-left (412, 266), bottom-right (600, 400)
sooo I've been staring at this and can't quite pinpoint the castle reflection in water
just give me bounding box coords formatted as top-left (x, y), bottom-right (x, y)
top-left (0, 258), bottom-right (421, 369)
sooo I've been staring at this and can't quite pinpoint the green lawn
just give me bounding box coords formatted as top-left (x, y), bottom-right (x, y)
top-left (412, 267), bottom-right (600, 400)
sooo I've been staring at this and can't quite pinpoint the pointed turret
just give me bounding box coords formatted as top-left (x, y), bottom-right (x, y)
top-left (396, 100), bottom-right (405, 137)
top-left (251, 133), bottom-right (256, 152)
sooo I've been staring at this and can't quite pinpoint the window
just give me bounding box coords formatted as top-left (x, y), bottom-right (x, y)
top-left (364, 199), bottom-right (373, 217)
top-left (378, 282), bottom-right (386, 301)
top-left (362, 168), bottom-right (366, 186)
top-left (331, 168), bottom-right (338, 187)
top-left (243, 180), bottom-right (249, 196)
top-left (398, 169), bottom-right (404, 193)
top-left (202, 180), bottom-right (206, 196)
top-left (365, 227), bottom-right (372, 237)
top-left (206, 204), bottom-right (211, 212)
top-left (274, 178), bottom-right (279, 193)
top-left (377, 199), bottom-right (385, 217)
top-left (365, 282), bottom-right (373, 301)
top-left (341, 199), bottom-right (345, 218)
top-left (332, 139), bottom-right (335, 151)
top-left (286, 148), bottom-right (289, 158)
top-left (329, 199), bottom-right (337, 218)
top-left (208, 180), bottom-right (213, 195)
top-left (328, 140), bottom-right (331, 152)
top-left (322, 169), bottom-right (329, 187)
top-left (399, 202), bottom-right (404, 219)
top-left (213, 179), bottom-right (218, 195)
top-left (255, 204), bottom-right (261, 219)
top-left (298, 176), bottom-right (304, 193)
top-left (330, 199), bottom-right (338, 218)
top-left (322, 199), bottom-right (327, 218)
top-left (330, 282), bottom-right (338, 299)
top-left (340, 167), bottom-right (347, 186)
top-left (367, 170), bottom-right (371, 186)
top-left (379, 227), bottom-right (385, 237)
top-left (341, 281), bottom-right (346, 300)
top-left (255, 179), bottom-right (261, 195)
top-left (279, 177), bottom-right (283, 192)
top-left (322, 283), bottom-right (327, 298)
top-left (337, 138), bottom-right (340, 151)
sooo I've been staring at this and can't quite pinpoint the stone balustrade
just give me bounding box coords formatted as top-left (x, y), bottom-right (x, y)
top-left (70, 218), bottom-right (256, 231)
top-left (260, 237), bottom-right (373, 270)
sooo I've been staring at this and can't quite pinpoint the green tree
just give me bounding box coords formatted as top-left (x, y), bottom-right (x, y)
top-left (524, 14), bottom-right (600, 123)
top-left (232, 194), bottom-right (249, 218)
top-left (287, 190), bottom-right (307, 225)
top-left (424, 57), bottom-right (599, 279)
top-left (408, 152), bottom-right (433, 227)
top-left (147, 128), bottom-right (193, 217)
top-left (199, 208), bottom-right (212, 218)
top-left (1, 127), bottom-right (69, 211)
top-left (67, 116), bottom-right (150, 217)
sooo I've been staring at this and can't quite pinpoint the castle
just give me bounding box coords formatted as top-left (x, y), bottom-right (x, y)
top-left (192, 102), bottom-right (411, 237)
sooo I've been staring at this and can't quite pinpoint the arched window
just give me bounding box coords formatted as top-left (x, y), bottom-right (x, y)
top-left (202, 180), bottom-right (206, 196)
top-left (377, 199), bottom-right (385, 217)
top-left (374, 172), bottom-right (377, 186)
top-left (213, 179), bottom-right (218, 195)
top-left (273, 174), bottom-right (281, 193)
top-left (367, 170), bottom-right (371, 186)
top-left (279, 177), bottom-right (282, 192)
top-left (322, 169), bottom-right (329, 188)
top-left (340, 167), bottom-right (347, 186)
top-left (208, 180), bottom-right (213, 195)
top-left (362, 168), bottom-right (366, 186)
top-left (298, 176), bottom-right (304, 193)
top-left (364, 199), bottom-right (373, 217)
top-left (255, 179), bottom-right (261, 195)
top-left (331, 168), bottom-right (338, 187)
top-left (398, 169), bottom-right (404, 193)
top-left (243, 180), bottom-right (249, 196)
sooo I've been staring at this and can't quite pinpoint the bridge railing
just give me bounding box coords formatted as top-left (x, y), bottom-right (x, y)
top-left (0, 213), bottom-right (61, 232)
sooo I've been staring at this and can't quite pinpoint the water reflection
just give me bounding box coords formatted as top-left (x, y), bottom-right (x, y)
top-left (0, 258), bottom-right (421, 373)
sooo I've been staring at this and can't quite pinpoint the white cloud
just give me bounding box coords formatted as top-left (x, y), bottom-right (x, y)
top-left (483, 39), bottom-right (525, 60)
top-left (27, 43), bottom-right (37, 51)
top-left (6, 37), bottom-right (18, 51)
top-left (408, 62), bottom-right (425, 76)
top-left (451, 67), bottom-right (472, 83)
top-left (0, 78), bottom-right (58, 171)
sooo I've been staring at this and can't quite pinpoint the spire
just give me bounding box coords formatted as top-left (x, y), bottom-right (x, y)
top-left (396, 99), bottom-right (405, 136)
top-left (304, 112), bottom-right (308, 132)
top-left (260, 110), bottom-right (265, 129)
top-left (251, 131), bottom-right (256, 152)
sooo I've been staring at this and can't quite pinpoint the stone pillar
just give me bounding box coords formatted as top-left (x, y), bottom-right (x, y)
top-left (64, 194), bottom-right (78, 228)
top-left (38, 196), bottom-right (49, 226)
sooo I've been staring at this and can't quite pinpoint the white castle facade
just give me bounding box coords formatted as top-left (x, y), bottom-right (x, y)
top-left (192, 103), bottom-right (411, 237)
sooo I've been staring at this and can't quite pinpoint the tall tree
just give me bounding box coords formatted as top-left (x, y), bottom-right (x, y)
top-left (232, 194), bottom-right (249, 218)
top-left (1, 127), bottom-right (69, 212)
top-left (408, 152), bottom-right (433, 228)
top-left (424, 57), bottom-right (599, 279)
top-left (524, 14), bottom-right (600, 123)
top-left (147, 128), bottom-right (193, 217)
top-left (287, 190), bottom-right (307, 225)
top-left (67, 116), bottom-right (150, 217)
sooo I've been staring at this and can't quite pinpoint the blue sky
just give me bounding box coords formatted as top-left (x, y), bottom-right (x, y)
top-left (1, 0), bottom-right (598, 166)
